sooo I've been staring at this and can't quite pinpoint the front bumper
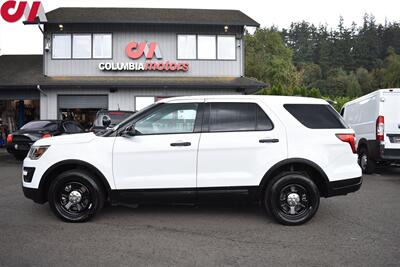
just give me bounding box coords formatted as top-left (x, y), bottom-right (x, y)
top-left (326, 176), bottom-right (362, 197)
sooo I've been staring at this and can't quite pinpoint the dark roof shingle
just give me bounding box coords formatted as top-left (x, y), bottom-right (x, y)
top-left (39, 7), bottom-right (259, 27)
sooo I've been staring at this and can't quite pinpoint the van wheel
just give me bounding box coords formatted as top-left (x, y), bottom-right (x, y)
top-left (264, 172), bottom-right (320, 225)
top-left (358, 147), bottom-right (375, 174)
top-left (48, 170), bottom-right (105, 222)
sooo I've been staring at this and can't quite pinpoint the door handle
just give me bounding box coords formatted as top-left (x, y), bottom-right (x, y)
top-left (170, 142), bottom-right (191, 147)
top-left (259, 138), bottom-right (279, 143)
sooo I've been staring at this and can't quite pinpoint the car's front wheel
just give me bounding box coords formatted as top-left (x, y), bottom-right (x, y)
top-left (48, 170), bottom-right (105, 222)
top-left (264, 172), bottom-right (320, 225)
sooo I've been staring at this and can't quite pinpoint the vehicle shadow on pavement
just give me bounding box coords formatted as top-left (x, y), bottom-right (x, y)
top-left (373, 165), bottom-right (400, 178)
top-left (99, 201), bottom-right (275, 223)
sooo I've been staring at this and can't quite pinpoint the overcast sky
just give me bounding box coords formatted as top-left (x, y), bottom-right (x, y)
top-left (0, 0), bottom-right (399, 55)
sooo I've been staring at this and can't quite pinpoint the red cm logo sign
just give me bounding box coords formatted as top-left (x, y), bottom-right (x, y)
top-left (0, 1), bottom-right (47, 23)
top-left (125, 42), bottom-right (163, 59)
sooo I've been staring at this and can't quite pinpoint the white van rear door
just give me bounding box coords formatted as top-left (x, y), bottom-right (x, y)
top-left (383, 92), bottom-right (400, 149)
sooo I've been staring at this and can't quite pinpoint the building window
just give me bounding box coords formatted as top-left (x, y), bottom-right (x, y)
top-left (197, 35), bottom-right (216, 60)
top-left (217, 35), bottom-right (236, 60)
top-left (52, 34), bottom-right (71, 59)
top-left (72, 34), bottom-right (92, 59)
top-left (136, 97), bottom-right (155, 111)
top-left (93, 34), bottom-right (112, 59)
top-left (177, 35), bottom-right (196, 59)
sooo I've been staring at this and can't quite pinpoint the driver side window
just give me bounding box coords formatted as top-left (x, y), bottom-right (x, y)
top-left (135, 103), bottom-right (199, 135)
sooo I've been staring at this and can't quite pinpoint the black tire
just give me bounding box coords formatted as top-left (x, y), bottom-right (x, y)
top-left (48, 170), bottom-right (105, 222)
top-left (358, 146), bottom-right (376, 174)
top-left (264, 172), bottom-right (320, 226)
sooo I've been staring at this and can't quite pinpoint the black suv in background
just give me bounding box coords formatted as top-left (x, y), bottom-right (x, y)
top-left (6, 120), bottom-right (84, 160)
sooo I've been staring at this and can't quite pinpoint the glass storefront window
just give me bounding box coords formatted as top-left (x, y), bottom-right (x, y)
top-left (72, 34), bottom-right (92, 59)
top-left (217, 35), bottom-right (236, 60)
top-left (197, 35), bottom-right (216, 60)
top-left (52, 34), bottom-right (71, 59)
top-left (93, 34), bottom-right (112, 59)
top-left (177, 35), bottom-right (196, 59)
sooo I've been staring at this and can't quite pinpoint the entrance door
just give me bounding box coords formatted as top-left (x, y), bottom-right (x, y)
top-left (113, 102), bottom-right (202, 190)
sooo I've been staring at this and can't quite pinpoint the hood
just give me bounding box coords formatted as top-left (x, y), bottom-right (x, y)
top-left (34, 132), bottom-right (96, 146)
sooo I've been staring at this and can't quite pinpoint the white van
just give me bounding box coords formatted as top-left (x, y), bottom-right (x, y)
top-left (341, 89), bottom-right (400, 173)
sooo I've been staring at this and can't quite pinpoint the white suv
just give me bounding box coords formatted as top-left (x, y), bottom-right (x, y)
top-left (22, 96), bottom-right (362, 225)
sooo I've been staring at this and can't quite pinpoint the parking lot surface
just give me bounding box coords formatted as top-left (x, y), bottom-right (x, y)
top-left (0, 148), bottom-right (399, 267)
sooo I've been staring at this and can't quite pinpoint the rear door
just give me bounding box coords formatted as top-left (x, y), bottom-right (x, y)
top-left (383, 92), bottom-right (400, 149)
top-left (197, 99), bottom-right (287, 188)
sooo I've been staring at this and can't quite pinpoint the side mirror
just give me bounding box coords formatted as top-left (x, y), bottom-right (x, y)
top-left (102, 115), bottom-right (112, 128)
top-left (121, 125), bottom-right (137, 137)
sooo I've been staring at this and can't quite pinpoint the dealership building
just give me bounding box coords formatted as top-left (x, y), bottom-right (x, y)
top-left (0, 7), bottom-right (265, 130)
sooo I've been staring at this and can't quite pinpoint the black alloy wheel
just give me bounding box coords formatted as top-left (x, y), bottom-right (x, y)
top-left (48, 170), bottom-right (105, 222)
top-left (265, 172), bottom-right (320, 225)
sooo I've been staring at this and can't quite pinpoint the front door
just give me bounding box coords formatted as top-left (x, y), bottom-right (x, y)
top-left (113, 102), bottom-right (202, 190)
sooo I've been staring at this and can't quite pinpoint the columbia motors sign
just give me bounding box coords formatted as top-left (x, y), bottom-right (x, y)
top-left (0, 1), bottom-right (47, 23)
top-left (99, 41), bottom-right (190, 72)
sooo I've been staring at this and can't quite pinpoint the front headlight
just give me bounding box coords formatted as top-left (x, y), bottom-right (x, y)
top-left (28, 145), bottom-right (50, 160)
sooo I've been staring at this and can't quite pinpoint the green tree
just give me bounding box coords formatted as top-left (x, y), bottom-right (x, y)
top-left (356, 67), bottom-right (374, 94)
top-left (298, 63), bottom-right (322, 88)
top-left (382, 48), bottom-right (400, 87)
top-left (245, 28), bottom-right (298, 94)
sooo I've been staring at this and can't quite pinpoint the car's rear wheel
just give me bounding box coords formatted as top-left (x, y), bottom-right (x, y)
top-left (358, 146), bottom-right (376, 174)
top-left (48, 170), bottom-right (105, 222)
top-left (264, 172), bottom-right (320, 225)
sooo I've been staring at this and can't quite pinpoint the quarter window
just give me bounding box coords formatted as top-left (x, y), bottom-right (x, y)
top-left (135, 103), bottom-right (199, 135)
top-left (52, 34), bottom-right (71, 59)
top-left (177, 35), bottom-right (196, 59)
top-left (217, 36), bottom-right (236, 60)
top-left (72, 34), bottom-right (92, 59)
top-left (197, 35), bottom-right (216, 60)
top-left (284, 104), bottom-right (347, 129)
top-left (209, 103), bottom-right (273, 132)
top-left (93, 34), bottom-right (112, 59)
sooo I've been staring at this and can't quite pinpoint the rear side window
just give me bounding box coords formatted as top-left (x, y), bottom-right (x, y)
top-left (208, 103), bottom-right (273, 132)
top-left (284, 104), bottom-right (347, 129)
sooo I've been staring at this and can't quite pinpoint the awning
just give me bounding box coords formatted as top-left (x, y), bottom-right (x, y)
top-left (0, 55), bottom-right (267, 94)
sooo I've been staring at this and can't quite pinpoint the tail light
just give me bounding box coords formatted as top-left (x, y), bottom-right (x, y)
top-left (42, 133), bottom-right (52, 139)
top-left (376, 116), bottom-right (384, 142)
top-left (6, 134), bottom-right (13, 144)
top-left (336, 133), bottom-right (357, 154)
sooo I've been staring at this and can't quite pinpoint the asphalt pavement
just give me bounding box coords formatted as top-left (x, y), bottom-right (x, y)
top-left (0, 148), bottom-right (399, 266)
